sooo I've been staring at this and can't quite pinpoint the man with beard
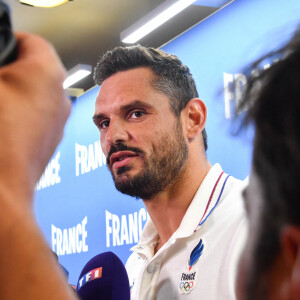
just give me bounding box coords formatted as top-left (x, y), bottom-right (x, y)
top-left (93, 45), bottom-right (246, 299)
top-left (236, 28), bottom-right (300, 300)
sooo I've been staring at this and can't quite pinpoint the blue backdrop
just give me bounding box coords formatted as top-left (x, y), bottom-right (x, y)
top-left (34, 0), bottom-right (300, 285)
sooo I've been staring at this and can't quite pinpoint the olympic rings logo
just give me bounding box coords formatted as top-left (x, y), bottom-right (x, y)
top-left (179, 281), bottom-right (194, 293)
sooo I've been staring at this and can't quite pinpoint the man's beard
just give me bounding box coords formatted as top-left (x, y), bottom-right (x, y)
top-left (107, 121), bottom-right (189, 199)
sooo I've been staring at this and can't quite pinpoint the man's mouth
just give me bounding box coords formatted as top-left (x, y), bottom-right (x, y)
top-left (109, 151), bottom-right (139, 169)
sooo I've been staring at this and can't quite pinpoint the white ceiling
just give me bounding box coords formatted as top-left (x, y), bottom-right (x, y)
top-left (6, 0), bottom-right (222, 90)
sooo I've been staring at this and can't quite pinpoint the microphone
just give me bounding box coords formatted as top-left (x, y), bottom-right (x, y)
top-left (76, 251), bottom-right (130, 300)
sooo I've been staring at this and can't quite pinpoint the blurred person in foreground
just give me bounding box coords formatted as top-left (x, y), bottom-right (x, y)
top-left (236, 28), bottom-right (300, 300)
top-left (0, 32), bottom-right (76, 299)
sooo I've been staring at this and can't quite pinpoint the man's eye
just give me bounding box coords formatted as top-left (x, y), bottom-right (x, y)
top-left (130, 111), bottom-right (145, 119)
top-left (99, 120), bottom-right (110, 129)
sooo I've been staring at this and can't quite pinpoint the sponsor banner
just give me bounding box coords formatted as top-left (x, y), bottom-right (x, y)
top-left (52, 217), bottom-right (88, 256)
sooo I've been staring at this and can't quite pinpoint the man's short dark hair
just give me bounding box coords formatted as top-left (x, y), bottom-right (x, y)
top-left (94, 44), bottom-right (208, 151)
top-left (239, 27), bottom-right (300, 295)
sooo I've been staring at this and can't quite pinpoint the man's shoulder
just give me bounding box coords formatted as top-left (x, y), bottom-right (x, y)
top-left (224, 174), bottom-right (248, 198)
top-left (216, 174), bottom-right (247, 219)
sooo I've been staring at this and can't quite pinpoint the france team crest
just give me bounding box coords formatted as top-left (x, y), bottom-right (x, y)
top-left (178, 239), bottom-right (204, 295)
top-left (188, 238), bottom-right (204, 271)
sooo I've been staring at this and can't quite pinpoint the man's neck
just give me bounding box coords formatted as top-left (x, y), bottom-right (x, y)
top-left (143, 159), bottom-right (211, 252)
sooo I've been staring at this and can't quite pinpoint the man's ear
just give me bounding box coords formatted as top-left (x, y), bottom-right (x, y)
top-left (281, 226), bottom-right (300, 298)
top-left (182, 98), bottom-right (207, 141)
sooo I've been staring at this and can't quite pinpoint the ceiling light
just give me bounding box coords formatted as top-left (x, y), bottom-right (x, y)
top-left (19, 0), bottom-right (72, 8)
top-left (63, 64), bottom-right (92, 89)
top-left (121, 0), bottom-right (197, 44)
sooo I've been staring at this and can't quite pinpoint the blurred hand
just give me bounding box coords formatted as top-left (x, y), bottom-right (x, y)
top-left (0, 32), bottom-right (71, 201)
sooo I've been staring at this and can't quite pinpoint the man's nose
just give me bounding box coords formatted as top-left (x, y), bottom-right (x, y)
top-left (105, 119), bottom-right (129, 146)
